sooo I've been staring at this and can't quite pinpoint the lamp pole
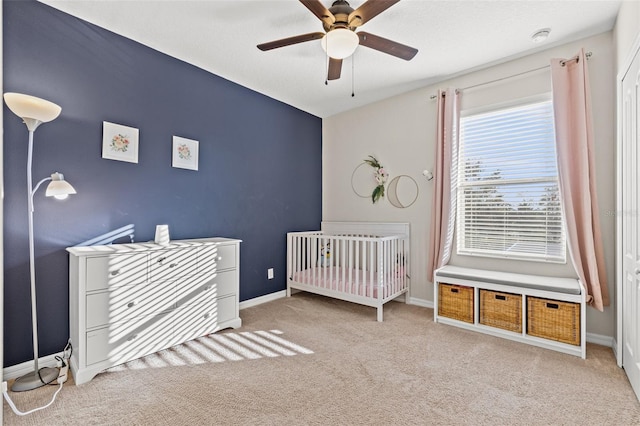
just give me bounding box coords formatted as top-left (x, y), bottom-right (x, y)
top-left (12, 120), bottom-right (60, 391)
top-left (26, 126), bottom-right (41, 378)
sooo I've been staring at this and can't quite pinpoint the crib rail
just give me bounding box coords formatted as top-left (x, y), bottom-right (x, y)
top-left (287, 231), bottom-right (409, 301)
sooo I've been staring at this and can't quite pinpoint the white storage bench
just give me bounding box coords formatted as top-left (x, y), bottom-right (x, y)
top-left (434, 265), bottom-right (586, 358)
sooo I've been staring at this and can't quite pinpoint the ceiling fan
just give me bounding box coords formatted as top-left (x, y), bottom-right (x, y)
top-left (257, 0), bottom-right (418, 81)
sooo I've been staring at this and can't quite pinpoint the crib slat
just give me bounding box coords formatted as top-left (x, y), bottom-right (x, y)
top-left (368, 239), bottom-right (372, 298)
top-left (340, 238), bottom-right (346, 293)
top-left (392, 239), bottom-right (397, 298)
top-left (329, 236), bottom-right (334, 291)
top-left (355, 239), bottom-right (360, 295)
top-left (348, 239), bottom-right (353, 295)
top-left (295, 235), bottom-right (300, 276)
top-left (292, 235), bottom-right (297, 280)
top-left (382, 239), bottom-right (387, 300)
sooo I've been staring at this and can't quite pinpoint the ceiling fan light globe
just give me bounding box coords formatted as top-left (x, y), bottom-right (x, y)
top-left (321, 28), bottom-right (359, 59)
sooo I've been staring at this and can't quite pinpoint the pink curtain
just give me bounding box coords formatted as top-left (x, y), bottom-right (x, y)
top-left (551, 49), bottom-right (609, 311)
top-left (427, 88), bottom-right (460, 280)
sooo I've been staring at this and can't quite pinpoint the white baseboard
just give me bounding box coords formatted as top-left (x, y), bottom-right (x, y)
top-left (239, 290), bottom-right (287, 310)
top-left (407, 297), bottom-right (434, 309)
top-left (586, 332), bottom-right (615, 348)
top-left (3, 352), bottom-right (62, 381)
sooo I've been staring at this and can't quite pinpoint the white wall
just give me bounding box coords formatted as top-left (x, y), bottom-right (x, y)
top-left (324, 31), bottom-right (616, 337)
top-left (614, 1), bottom-right (640, 71)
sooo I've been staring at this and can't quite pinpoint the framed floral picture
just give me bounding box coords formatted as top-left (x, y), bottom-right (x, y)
top-left (102, 121), bottom-right (139, 163)
top-left (172, 136), bottom-right (199, 171)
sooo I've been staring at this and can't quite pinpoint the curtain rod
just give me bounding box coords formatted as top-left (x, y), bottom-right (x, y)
top-left (429, 51), bottom-right (592, 100)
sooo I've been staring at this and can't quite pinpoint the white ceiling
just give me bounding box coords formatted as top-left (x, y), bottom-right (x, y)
top-left (40, 0), bottom-right (621, 118)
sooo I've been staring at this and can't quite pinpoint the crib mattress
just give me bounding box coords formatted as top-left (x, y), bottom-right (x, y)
top-left (291, 267), bottom-right (401, 298)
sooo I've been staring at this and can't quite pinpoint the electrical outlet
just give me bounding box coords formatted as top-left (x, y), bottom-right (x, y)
top-left (267, 268), bottom-right (274, 280)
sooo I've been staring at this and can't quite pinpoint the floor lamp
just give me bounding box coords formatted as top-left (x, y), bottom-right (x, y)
top-left (3, 93), bottom-right (77, 392)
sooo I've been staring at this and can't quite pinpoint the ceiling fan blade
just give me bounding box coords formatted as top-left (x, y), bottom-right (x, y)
top-left (349, 0), bottom-right (400, 27)
top-left (327, 58), bottom-right (343, 80)
top-left (357, 31), bottom-right (418, 60)
top-left (300, 0), bottom-right (335, 26)
top-left (257, 32), bottom-right (325, 51)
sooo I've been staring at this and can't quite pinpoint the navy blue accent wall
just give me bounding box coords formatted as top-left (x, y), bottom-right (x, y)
top-left (3, 1), bottom-right (322, 367)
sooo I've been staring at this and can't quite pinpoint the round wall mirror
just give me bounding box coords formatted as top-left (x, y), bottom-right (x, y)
top-left (387, 175), bottom-right (419, 208)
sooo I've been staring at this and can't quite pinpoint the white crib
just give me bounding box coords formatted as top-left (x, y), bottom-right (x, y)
top-left (286, 222), bottom-right (410, 321)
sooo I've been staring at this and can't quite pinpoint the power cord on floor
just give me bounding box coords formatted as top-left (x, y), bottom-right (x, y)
top-left (2, 381), bottom-right (63, 416)
top-left (2, 340), bottom-right (72, 416)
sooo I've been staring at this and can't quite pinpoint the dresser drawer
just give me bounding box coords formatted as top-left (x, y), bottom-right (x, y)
top-left (173, 295), bottom-right (237, 343)
top-left (175, 270), bottom-right (237, 308)
top-left (86, 281), bottom-right (174, 329)
top-left (149, 248), bottom-right (197, 281)
top-left (199, 243), bottom-right (236, 274)
top-left (85, 313), bottom-right (173, 366)
top-left (86, 253), bottom-right (148, 292)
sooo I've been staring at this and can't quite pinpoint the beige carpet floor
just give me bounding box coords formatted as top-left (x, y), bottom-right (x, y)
top-left (4, 293), bottom-right (640, 425)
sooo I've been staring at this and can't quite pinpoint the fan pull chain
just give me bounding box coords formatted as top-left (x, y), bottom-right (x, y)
top-left (351, 52), bottom-right (355, 97)
top-left (325, 36), bottom-right (329, 85)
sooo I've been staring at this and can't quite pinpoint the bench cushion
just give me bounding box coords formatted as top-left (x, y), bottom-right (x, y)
top-left (435, 265), bottom-right (582, 295)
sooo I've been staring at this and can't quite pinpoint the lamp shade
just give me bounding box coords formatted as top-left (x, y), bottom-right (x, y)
top-left (45, 172), bottom-right (76, 200)
top-left (3, 92), bottom-right (61, 123)
top-left (321, 28), bottom-right (359, 59)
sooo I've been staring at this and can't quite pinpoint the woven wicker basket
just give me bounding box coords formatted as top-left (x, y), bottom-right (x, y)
top-left (438, 283), bottom-right (474, 323)
top-left (479, 290), bottom-right (522, 333)
top-left (527, 296), bottom-right (580, 345)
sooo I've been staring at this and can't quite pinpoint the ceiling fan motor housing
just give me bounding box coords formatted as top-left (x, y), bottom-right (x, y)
top-left (323, 0), bottom-right (360, 32)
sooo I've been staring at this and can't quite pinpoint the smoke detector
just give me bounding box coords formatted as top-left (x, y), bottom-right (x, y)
top-left (531, 28), bottom-right (551, 43)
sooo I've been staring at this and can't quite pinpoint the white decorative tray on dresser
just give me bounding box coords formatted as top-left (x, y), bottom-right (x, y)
top-left (67, 237), bottom-right (241, 384)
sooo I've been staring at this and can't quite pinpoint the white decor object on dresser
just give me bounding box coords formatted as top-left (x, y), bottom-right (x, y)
top-left (67, 237), bottom-right (241, 385)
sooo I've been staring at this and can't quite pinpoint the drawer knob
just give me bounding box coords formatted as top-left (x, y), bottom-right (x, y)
top-left (203, 313), bottom-right (210, 319)
top-left (127, 334), bottom-right (138, 342)
top-left (110, 269), bottom-right (121, 276)
top-left (169, 263), bottom-right (178, 268)
top-left (127, 301), bottom-right (136, 308)
top-left (157, 257), bottom-right (167, 264)
top-left (204, 285), bottom-right (213, 291)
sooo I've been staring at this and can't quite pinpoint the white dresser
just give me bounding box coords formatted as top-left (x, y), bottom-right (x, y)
top-left (67, 237), bottom-right (242, 385)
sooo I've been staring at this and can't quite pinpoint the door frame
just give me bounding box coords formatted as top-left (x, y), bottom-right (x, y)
top-left (616, 31), bottom-right (640, 368)
top-left (1, 6), bottom-right (4, 424)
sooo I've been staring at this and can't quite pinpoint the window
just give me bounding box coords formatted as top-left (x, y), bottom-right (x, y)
top-left (456, 97), bottom-right (566, 262)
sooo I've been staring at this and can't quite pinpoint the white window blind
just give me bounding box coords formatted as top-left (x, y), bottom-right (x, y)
top-left (456, 99), bottom-right (566, 262)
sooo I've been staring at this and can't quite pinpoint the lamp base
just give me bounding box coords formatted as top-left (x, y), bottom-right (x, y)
top-left (11, 367), bottom-right (58, 392)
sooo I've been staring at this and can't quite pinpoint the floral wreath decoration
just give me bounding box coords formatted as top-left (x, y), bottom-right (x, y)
top-left (364, 155), bottom-right (388, 204)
